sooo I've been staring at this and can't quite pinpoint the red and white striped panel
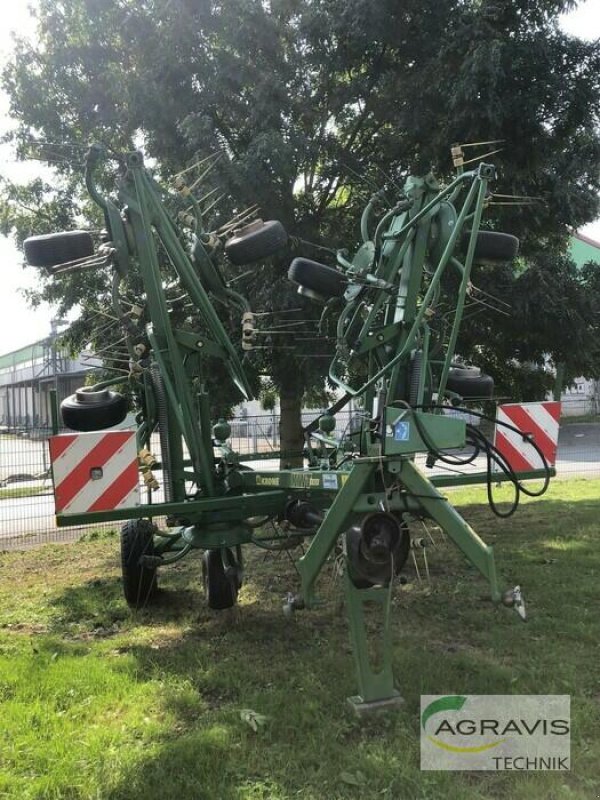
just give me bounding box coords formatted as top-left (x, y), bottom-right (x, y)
top-left (494, 401), bottom-right (561, 472)
top-left (49, 430), bottom-right (140, 514)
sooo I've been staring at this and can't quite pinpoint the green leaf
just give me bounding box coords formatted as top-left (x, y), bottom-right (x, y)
top-left (339, 770), bottom-right (366, 786)
top-left (240, 708), bottom-right (268, 732)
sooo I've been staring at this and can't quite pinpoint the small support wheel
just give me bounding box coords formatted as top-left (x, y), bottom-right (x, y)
top-left (24, 230), bottom-right (95, 268)
top-left (446, 365), bottom-right (494, 398)
top-left (288, 257), bottom-right (347, 299)
top-left (202, 548), bottom-right (240, 610)
top-left (224, 220), bottom-right (288, 265)
top-left (465, 230), bottom-right (519, 262)
top-left (120, 519), bottom-right (158, 609)
top-left (61, 386), bottom-right (128, 431)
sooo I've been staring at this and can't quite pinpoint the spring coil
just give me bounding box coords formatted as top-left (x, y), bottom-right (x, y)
top-left (409, 350), bottom-right (423, 407)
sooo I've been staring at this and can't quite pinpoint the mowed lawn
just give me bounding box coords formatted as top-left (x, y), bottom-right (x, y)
top-left (1, 479), bottom-right (599, 800)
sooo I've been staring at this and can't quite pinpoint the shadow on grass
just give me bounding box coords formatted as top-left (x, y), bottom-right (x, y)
top-left (41, 551), bottom-right (411, 799)
top-left (35, 496), bottom-right (600, 800)
top-left (100, 616), bottom-right (419, 800)
top-left (46, 580), bottom-right (210, 641)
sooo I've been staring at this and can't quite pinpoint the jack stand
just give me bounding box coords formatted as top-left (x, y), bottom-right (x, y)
top-left (344, 568), bottom-right (404, 715)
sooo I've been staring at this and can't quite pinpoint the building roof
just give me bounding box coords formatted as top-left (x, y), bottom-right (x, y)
top-left (0, 341), bottom-right (47, 371)
top-left (569, 231), bottom-right (600, 268)
top-left (0, 337), bottom-right (99, 383)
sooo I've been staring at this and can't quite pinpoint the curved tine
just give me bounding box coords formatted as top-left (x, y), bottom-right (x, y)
top-left (339, 161), bottom-right (381, 194)
top-left (188, 154), bottom-right (224, 192)
top-left (217, 205), bottom-right (261, 234)
top-left (173, 151), bottom-right (222, 180)
top-left (460, 139), bottom-right (505, 148)
top-left (51, 254), bottom-right (111, 274)
top-left (469, 284), bottom-right (511, 309)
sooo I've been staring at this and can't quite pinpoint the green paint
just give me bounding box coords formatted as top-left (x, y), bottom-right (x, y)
top-left (45, 149), bottom-right (547, 707)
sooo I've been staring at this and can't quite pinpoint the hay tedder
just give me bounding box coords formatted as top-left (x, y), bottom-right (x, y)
top-left (24, 143), bottom-right (553, 710)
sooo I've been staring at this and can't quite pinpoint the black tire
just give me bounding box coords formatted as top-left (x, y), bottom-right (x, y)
top-left (192, 238), bottom-right (227, 295)
top-left (202, 548), bottom-right (239, 610)
top-left (24, 231), bottom-right (95, 268)
top-left (61, 387), bottom-right (128, 432)
top-left (446, 365), bottom-right (494, 399)
top-left (466, 231), bottom-right (519, 262)
top-left (224, 220), bottom-right (288, 265)
top-left (288, 257), bottom-right (347, 299)
top-left (120, 519), bottom-right (158, 608)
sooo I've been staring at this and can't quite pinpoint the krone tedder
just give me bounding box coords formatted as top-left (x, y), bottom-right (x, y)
top-left (24, 143), bottom-right (553, 711)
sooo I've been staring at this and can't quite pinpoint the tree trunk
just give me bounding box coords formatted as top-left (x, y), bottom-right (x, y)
top-left (279, 385), bottom-right (304, 469)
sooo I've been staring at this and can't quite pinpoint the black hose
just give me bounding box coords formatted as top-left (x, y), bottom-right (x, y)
top-left (402, 402), bottom-right (552, 518)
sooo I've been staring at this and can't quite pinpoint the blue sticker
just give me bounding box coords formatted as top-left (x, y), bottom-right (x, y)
top-left (394, 421), bottom-right (410, 441)
top-left (322, 473), bottom-right (339, 490)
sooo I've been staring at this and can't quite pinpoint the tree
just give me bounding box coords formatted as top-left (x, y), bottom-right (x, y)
top-left (458, 248), bottom-right (600, 399)
top-left (1, 0), bottom-right (600, 456)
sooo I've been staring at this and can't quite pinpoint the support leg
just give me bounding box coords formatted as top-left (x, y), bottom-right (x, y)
top-left (399, 458), bottom-right (501, 601)
top-left (344, 567), bottom-right (404, 713)
top-left (297, 461), bottom-right (373, 607)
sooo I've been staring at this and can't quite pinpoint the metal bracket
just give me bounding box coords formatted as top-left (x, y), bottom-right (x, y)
top-left (503, 585), bottom-right (527, 621)
top-left (343, 567), bottom-right (403, 711)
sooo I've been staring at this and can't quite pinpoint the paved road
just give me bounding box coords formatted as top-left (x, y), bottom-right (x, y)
top-left (1, 424), bottom-right (599, 542)
top-left (0, 436), bottom-right (49, 483)
top-left (556, 423), bottom-right (600, 471)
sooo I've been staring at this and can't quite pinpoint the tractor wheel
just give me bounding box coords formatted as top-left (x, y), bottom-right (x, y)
top-left (61, 387), bottom-right (128, 431)
top-left (202, 548), bottom-right (239, 610)
top-left (288, 258), bottom-right (347, 299)
top-left (24, 230), bottom-right (95, 268)
top-left (120, 519), bottom-right (158, 608)
top-left (470, 231), bottom-right (519, 262)
top-left (224, 220), bottom-right (288, 265)
top-left (446, 365), bottom-right (494, 399)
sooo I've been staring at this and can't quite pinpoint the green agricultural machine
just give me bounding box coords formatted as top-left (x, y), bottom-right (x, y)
top-left (25, 143), bottom-right (552, 710)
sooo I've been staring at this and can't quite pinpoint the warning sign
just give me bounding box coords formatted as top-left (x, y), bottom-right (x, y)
top-left (494, 402), bottom-right (561, 472)
top-left (49, 430), bottom-right (140, 514)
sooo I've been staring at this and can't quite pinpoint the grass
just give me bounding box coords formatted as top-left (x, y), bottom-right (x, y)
top-left (1, 479), bottom-right (600, 799)
top-left (0, 485), bottom-right (51, 500)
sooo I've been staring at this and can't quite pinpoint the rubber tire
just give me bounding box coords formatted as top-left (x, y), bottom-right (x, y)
top-left (120, 519), bottom-right (158, 609)
top-left (225, 220), bottom-right (288, 265)
top-left (288, 258), bottom-right (347, 299)
top-left (202, 548), bottom-right (239, 610)
top-left (447, 366), bottom-right (494, 398)
top-left (467, 231), bottom-right (519, 262)
top-left (192, 237), bottom-right (227, 296)
top-left (61, 387), bottom-right (128, 432)
top-left (24, 231), bottom-right (95, 268)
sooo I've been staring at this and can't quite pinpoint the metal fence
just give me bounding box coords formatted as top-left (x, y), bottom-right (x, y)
top-left (1, 400), bottom-right (599, 549)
